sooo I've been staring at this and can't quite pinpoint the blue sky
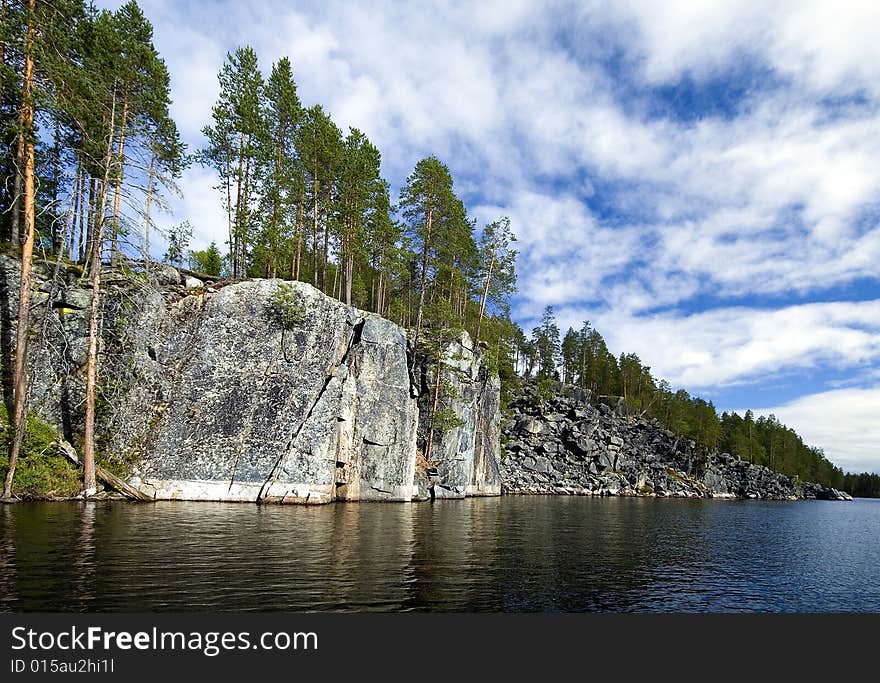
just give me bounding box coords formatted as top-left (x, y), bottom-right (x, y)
top-left (97, 1), bottom-right (880, 473)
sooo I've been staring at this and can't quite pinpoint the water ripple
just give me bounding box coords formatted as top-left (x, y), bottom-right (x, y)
top-left (0, 497), bottom-right (878, 612)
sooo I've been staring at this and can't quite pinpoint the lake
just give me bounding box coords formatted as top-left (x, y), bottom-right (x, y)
top-left (1, 496), bottom-right (878, 612)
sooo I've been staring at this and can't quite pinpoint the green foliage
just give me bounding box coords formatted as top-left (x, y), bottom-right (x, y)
top-left (532, 306), bottom-right (561, 380)
top-left (717, 410), bottom-right (843, 488)
top-left (431, 407), bottom-right (466, 433)
top-left (399, 156), bottom-right (478, 333)
top-left (189, 241), bottom-right (224, 276)
top-left (192, 47), bottom-right (521, 403)
top-left (478, 315), bottom-right (521, 409)
top-left (478, 219), bottom-right (517, 299)
top-left (199, 45), bottom-right (266, 278)
top-left (536, 377), bottom-right (556, 404)
top-left (841, 472), bottom-right (880, 498)
top-left (255, 56), bottom-right (302, 279)
top-left (0, 408), bottom-right (80, 499)
top-left (267, 282), bottom-right (305, 330)
top-left (0, 0), bottom-right (188, 254)
top-left (163, 220), bottom-right (192, 267)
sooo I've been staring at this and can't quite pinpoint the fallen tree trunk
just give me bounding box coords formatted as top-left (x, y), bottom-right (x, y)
top-left (56, 439), bottom-right (152, 501)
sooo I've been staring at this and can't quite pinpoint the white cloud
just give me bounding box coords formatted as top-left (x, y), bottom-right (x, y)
top-left (762, 387), bottom-right (880, 473)
top-left (599, 0), bottom-right (880, 97)
top-left (569, 300), bottom-right (880, 389)
top-left (171, 167), bottom-right (228, 251)
top-left (133, 1), bottom-right (880, 309)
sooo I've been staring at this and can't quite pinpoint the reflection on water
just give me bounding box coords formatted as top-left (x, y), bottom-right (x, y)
top-left (0, 505), bottom-right (16, 606)
top-left (0, 496), bottom-right (878, 612)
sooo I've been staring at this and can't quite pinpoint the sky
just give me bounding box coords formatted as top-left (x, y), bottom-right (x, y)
top-left (97, 0), bottom-right (880, 474)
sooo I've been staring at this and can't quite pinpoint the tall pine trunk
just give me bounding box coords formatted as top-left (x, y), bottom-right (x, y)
top-left (0, 0), bottom-right (5, 95)
top-left (270, 132), bottom-right (282, 279)
top-left (69, 162), bottom-right (82, 258)
top-left (82, 176), bottom-right (95, 267)
top-left (77, 169), bottom-right (87, 262)
top-left (374, 273), bottom-right (382, 315)
top-left (312, 165), bottom-right (319, 287)
top-left (475, 251), bottom-right (495, 344)
top-left (292, 190), bottom-right (304, 281)
top-left (240, 151), bottom-right (252, 275)
top-left (110, 87), bottom-right (129, 267)
top-left (225, 155), bottom-right (233, 275)
top-left (10, 132), bottom-right (23, 247)
top-left (411, 206), bottom-right (433, 364)
top-left (50, 122), bottom-right (61, 252)
top-left (82, 86), bottom-right (118, 497)
top-left (232, 132), bottom-right (245, 278)
top-left (344, 253), bottom-right (354, 306)
top-left (2, 0), bottom-right (35, 498)
top-left (322, 182), bottom-right (332, 293)
top-left (144, 143), bottom-right (155, 263)
top-left (375, 242), bottom-right (386, 316)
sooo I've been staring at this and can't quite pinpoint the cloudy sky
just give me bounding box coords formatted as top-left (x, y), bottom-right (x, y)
top-left (98, 0), bottom-right (880, 473)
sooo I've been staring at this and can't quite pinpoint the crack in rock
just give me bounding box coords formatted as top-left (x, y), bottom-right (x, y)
top-left (257, 319), bottom-right (365, 503)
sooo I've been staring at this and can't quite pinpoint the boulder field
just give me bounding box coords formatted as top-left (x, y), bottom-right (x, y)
top-left (500, 384), bottom-right (851, 501)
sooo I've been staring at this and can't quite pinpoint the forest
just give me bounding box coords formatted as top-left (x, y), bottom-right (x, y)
top-left (0, 0), bottom-right (875, 497)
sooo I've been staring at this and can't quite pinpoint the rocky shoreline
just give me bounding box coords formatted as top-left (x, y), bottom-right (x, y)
top-left (500, 383), bottom-right (851, 501)
top-left (1, 256), bottom-right (851, 504)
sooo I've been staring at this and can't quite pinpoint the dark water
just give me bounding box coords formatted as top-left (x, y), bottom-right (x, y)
top-left (1, 496), bottom-right (878, 612)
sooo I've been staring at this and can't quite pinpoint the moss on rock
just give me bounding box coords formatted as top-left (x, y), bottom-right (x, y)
top-left (0, 406), bottom-right (81, 499)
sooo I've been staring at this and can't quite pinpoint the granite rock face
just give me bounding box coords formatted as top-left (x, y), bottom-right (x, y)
top-left (124, 279), bottom-right (423, 504)
top-left (501, 383), bottom-right (852, 501)
top-left (0, 256), bottom-right (502, 504)
top-left (413, 333), bottom-right (502, 500)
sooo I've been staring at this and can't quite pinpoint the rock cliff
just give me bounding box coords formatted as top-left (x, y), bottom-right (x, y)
top-left (0, 256), bottom-right (502, 503)
top-left (500, 383), bottom-right (852, 501)
top-left (0, 256), bottom-right (850, 503)
top-left (412, 333), bottom-right (502, 500)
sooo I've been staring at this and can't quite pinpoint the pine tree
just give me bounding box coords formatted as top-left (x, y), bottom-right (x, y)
top-left (258, 57), bottom-right (301, 278)
top-left (366, 180), bottom-right (401, 317)
top-left (200, 46), bottom-right (265, 277)
top-left (144, 114), bottom-right (185, 262)
top-left (163, 220), bottom-right (191, 267)
top-left (561, 327), bottom-right (579, 385)
top-left (532, 306), bottom-right (561, 380)
top-left (295, 104), bottom-right (341, 289)
top-left (337, 128), bottom-right (380, 305)
top-left (474, 216), bottom-right (516, 343)
top-left (398, 156), bottom-right (459, 355)
top-left (576, 320), bottom-right (592, 389)
top-left (82, 75), bottom-right (120, 497)
top-left (189, 241), bottom-right (223, 276)
top-left (2, 0), bottom-right (35, 499)
top-left (107, 1), bottom-right (166, 265)
top-left (2, 0), bottom-right (93, 496)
